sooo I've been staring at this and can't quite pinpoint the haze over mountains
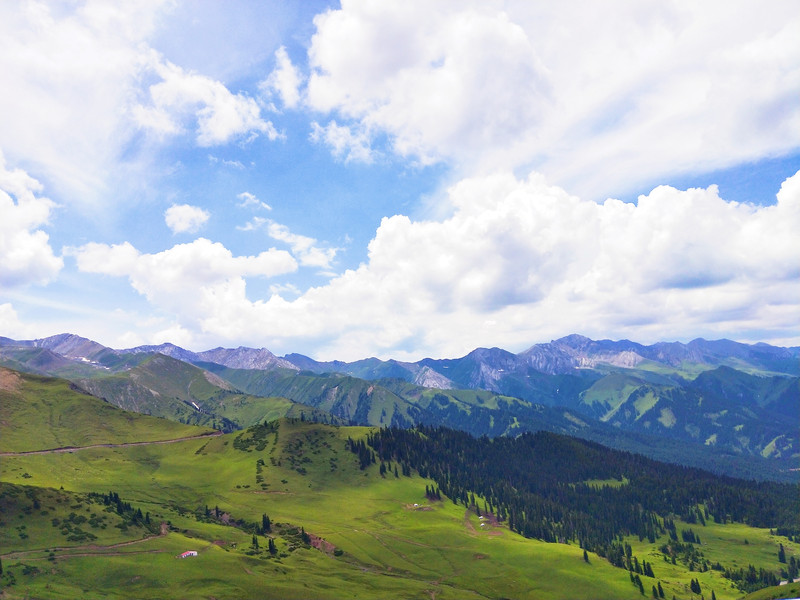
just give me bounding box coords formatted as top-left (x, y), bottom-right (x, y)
top-left (1, 332), bottom-right (797, 482)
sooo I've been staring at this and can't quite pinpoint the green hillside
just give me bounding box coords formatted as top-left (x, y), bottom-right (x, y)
top-left (0, 367), bottom-right (211, 452)
top-left (0, 346), bottom-right (151, 379)
top-left (2, 418), bottom-right (643, 600)
top-left (74, 357), bottom-right (338, 431)
top-left (578, 372), bottom-right (648, 418)
top-left (3, 336), bottom-right (797, 483)
top-left (2, 367), bottom-right (798, 599)
top-left (201, 365), bottom-right (424, 427)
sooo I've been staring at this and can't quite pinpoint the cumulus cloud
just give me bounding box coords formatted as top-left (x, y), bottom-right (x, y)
top-left (305, 1), bottom-right (800, 197)
top-left (310, 120), bottom-right (375, 164)
top-left (0, 303), bottom-right (27, 338)
top-left (70, 238), bottom-right (297, 323)
top-left (134, 51), bottom-right (281, 146)
top-left (0, 152), bottom-right (63, 287)
top-left (0, 2), bottom-right (164, 203)
top-left (236, 216), bottom-right (337, 270)
top-left (164, 204), bottom-right (210, 234)
top-left (289, 171), bottom-right (800, 359)
top-left (70, 171), bottom-right (800, 360)
top-left (260, 46), bottom-right (303, 109)
top-left (265, 222), bottom-right (338, 271)
top-left (0, 2), bottom-right (282, 210)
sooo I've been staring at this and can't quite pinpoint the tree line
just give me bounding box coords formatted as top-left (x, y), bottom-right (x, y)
top-left (353, 425), bottom-right (798, 586)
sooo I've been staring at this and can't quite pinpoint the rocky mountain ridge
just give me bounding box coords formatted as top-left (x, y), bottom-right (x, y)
top-left (2, 332), bottom-right (797, 481)
top-left (3, 332), bottom-right (797, 380)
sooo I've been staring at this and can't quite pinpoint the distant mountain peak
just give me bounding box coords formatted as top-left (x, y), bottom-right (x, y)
top-left (553, 333), bottom-right (593, 347)
top-left (196, 346), bottom-right (298, 371)
top-left (31, 333), bottom-right (110, 360)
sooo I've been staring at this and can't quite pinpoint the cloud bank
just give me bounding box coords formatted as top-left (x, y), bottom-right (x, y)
top-left (0, 2), bottom-right (279, 208)
top-left (0, 153), bottom-right (62, 287)
top-left (305, 1), bottom-right (800, 198)
top-left (72, 171), bottom-right (800, 360)
top-left (1, 1), bottom-right (798, 359)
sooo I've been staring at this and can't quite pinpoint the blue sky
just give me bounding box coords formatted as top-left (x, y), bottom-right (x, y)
top-left (1, 1), bottom-right (798, 361)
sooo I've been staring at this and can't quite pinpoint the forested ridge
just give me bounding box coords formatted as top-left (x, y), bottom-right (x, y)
top-left (353, 426), bottom-right (798, 584)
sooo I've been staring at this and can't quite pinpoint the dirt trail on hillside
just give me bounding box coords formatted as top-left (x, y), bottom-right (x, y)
top-left (1, 522), bottom-right (171, 561)
top-left (0, 431), bottom-right (222, 456)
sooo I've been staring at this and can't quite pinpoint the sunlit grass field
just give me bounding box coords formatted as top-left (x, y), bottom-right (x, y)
top-left (2, 413), bottom-right (796, 599)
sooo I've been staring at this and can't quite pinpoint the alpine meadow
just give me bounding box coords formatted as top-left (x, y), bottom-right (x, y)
top-left (1, 2), bottom-right (799, 599)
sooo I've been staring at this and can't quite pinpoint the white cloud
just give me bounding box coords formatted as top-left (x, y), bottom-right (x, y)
top-left (68, 171), bottom-right (800, 361)
top-left (70, 238), bottom-right (297, 327)
top-left (0, 2), bottom-right (282, 212)
top-left (236, 216), bottom-right (338, 270)
top-left (265, 222), bottom-right (338, 270)
top-left (310, 120), bottom-right (375, 164)
top-left (236, 192), bottom-right (272, 211)
top-left (260, 46), bottom-right (303, 109)
top-left (134, 51), bottom-right (281, 147)
top-left (305, 1), bottom-right (800, 197)
top-left (0, 152), bottom-right (63, 287)
top-left (0, 303), bottom-right (26, 338)
top-left (164, 204), bottom-right (210, 234)
top-left (0, 2), bottom-right (177, 206)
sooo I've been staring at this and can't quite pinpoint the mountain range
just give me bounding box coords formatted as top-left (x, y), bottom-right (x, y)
top-left (3, 364), bottom-right (797, 600)
top-left (1, 332), bottom-right (797, 482)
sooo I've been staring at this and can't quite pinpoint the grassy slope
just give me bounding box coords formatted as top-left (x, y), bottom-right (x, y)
top-left (0, 483), bottom-right (159, 554)
top-left (73, 357), bottom-right (338, 431)
top-left (0, 368), bottom-right (210, 452)
top-left (2, 371), bottom-right (796, 600)
top-left (1, 419), bottom-right (639, 600)
top-left (204, 365), bottom-right (422, 427)
top-left (578, 372), bottom-right (649, 419)
top-left (2, 419), bottom-right (796, 599)
top-left (626, 518), bottom-right (800, 600)
top-left (742, 582), bottom-right (800, 600)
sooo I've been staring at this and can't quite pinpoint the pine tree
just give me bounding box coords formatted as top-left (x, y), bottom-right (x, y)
top-left (252, 534), bottom-right (259, 550)
top-left (268, 537), bottom-right (277, 555)
top-left (583, 549), bottom-right (589, 563)
top-left (690, 578), bottom-right (702, 594)
top-left (644, 560), bottom-right (655, 578)
top-left (779, 543), bottom-right (786, 563)
top-left (657, 581), bottom-right (664, 598)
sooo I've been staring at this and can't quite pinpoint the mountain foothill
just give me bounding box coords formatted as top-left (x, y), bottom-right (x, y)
top-left (1, 332), bottom-right (796, 482)
top-left (1, 332), bottom-right (798, 599)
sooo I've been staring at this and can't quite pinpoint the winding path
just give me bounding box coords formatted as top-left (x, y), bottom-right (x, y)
top-left (1, 523), bottom-right (171, 561)
top-left (0, 431), bottom-right (222, 457)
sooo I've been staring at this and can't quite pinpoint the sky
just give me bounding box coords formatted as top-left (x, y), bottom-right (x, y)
top-left (1, 0), bottom-right (799, 361)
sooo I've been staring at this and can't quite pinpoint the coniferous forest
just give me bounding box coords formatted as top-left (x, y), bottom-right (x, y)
top-left (352, 426), bottom-right (799, 591)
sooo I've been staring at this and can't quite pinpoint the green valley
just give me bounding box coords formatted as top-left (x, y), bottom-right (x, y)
top-left (1, 366), bottom-right (798, 599)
